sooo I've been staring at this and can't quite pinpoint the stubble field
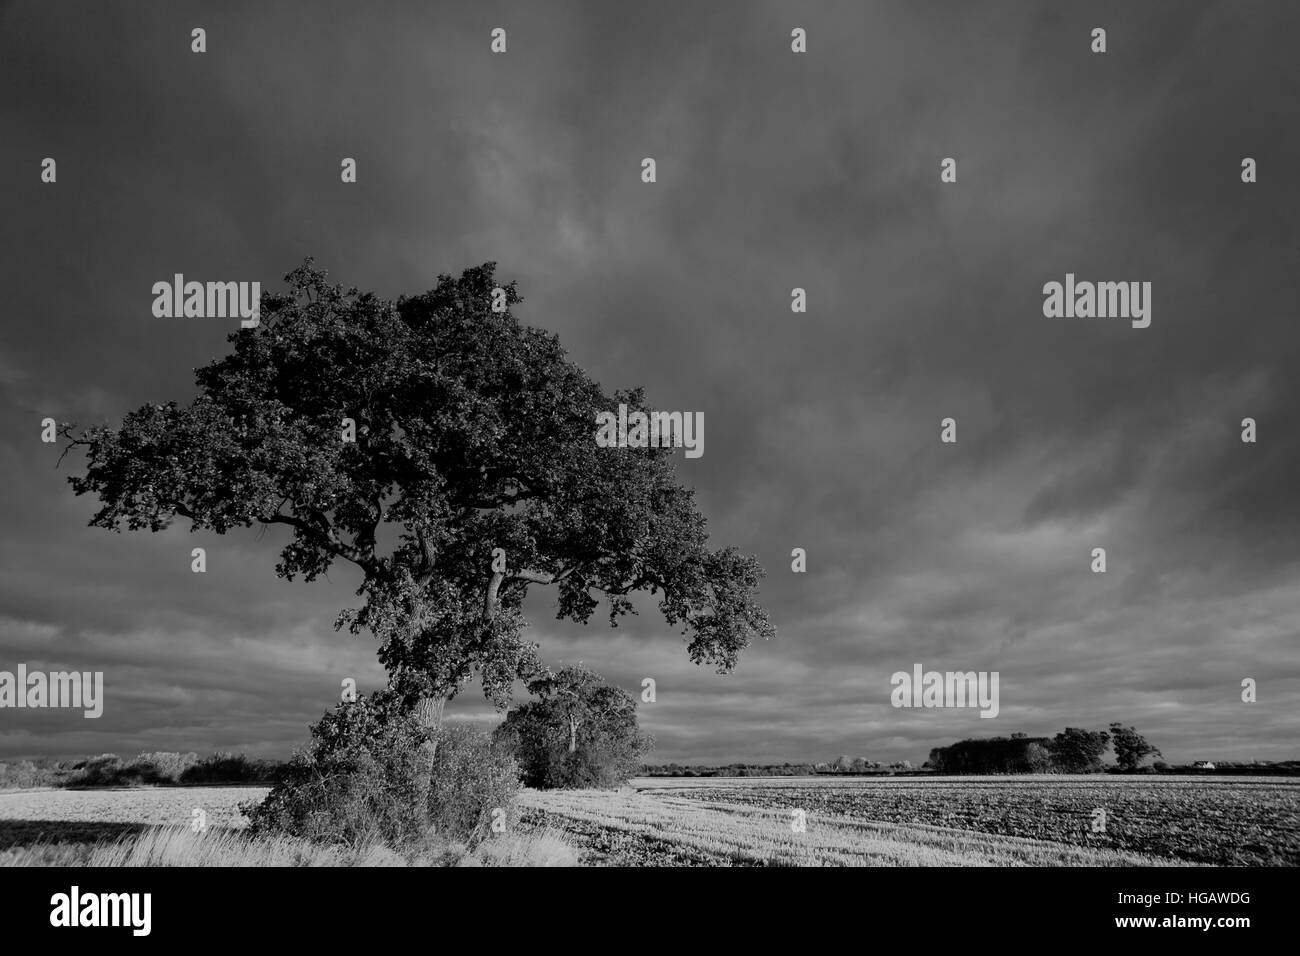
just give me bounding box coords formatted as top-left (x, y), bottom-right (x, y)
top-left (522, 775), bottom-right (1300, 866)
top-left (2, 775), bottom-right (1295, 866)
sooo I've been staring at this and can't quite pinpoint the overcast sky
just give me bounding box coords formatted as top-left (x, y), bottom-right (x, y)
top-left (2, 0), bottom-right (1298, 764)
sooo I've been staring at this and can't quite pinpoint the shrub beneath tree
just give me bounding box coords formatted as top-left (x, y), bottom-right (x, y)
top-left (246, 692), bottom-right (519, 851)
top-left (427, 721), bottom-right (522, 839)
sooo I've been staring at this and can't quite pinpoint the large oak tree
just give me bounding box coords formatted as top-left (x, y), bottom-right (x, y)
top-left (63, 259), bottom-right (774, 733)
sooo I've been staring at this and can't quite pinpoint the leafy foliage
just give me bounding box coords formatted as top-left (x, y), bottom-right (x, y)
top-left (1048, 727), bottom-right (1112, 773)
top-left (245, 692), bottom-right (432, 848)
top-left (495, 665), bottom-right (653, 788)
top-left (1109, 722), bottom-right (1162, 771)
top-left (245, 691), bottom-right (518, 849)
top-left (0, 759), bottom-right (60, 789)
top-left (926, 735), bottom-right (1056, 773)
top-left (427, 722), bottom-right (522, 839)
top-left (0, 753), bottom-right (281, 789)
top-left (65, 259), bottom-right (775, 708)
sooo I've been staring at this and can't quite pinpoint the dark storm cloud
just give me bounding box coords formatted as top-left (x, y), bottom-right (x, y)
top-left (2, 0), bottom-right (1297, 763)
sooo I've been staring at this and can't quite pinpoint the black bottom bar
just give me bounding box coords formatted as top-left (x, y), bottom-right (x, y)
top-left (0, 864), bottom-right (1280, 942)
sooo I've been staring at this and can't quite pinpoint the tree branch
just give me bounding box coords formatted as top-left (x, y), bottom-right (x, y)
top-left (485, 570), bottom-right (504, 618)
top-left (357, 490), bottom-right (383, 555)
top-left (253, 508), bottom-right (380, 575)
top-left (55, 424), bottom-right (88, 469)
top-left (508, 565), bottom-right (580, 586)
top-left (414, 525), bottom-right (436, 584)
top-left (510, 569), bottom-right (558, 585)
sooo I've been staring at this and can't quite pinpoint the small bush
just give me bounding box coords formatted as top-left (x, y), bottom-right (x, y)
top-left (66, 754), bottom-right (127, 787)
top-left (0, 760), bottom-right (51, 789)
top-left (126, 752), bottom-right (200, 784)
top-left (245, 691), bottom-right (519, 853)
top-left (180, 752), bottom-right (279, 785)
top-left (244, 693), bottom-right (430, 849)
top-left (428, 722), bottom-right (521, 841)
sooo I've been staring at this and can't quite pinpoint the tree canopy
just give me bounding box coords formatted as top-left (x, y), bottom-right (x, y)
top-left (495, 664), bottom-right (653, 788)
top-left (1109, 722), bottom-right (1162, 771)
top-left (64, 259), bottom-right (775, 708)
top-left (1048, 727), bottom-right (1111, 773)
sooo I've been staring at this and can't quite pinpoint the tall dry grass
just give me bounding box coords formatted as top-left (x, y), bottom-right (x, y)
top-left (458, 828), bottom-right (580, 867)
top-left (0, 824), bottom-right (580, 867)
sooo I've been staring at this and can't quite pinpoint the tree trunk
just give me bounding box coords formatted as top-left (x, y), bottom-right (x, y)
top-left (414, 695), bottom-right (445, 810)
top-left (568, 714), bottom-right (579, 754)
top-left (485, 571), bottom-right (504, 618)
top-left (415, 695), bottom-right (445, 734)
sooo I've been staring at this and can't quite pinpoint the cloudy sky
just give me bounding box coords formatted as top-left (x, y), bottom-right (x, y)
top-left (2, 0), bottom-right (1298, 764)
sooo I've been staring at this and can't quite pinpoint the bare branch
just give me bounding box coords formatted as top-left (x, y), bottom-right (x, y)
top-left (54, 424), bottom-right (86, 469)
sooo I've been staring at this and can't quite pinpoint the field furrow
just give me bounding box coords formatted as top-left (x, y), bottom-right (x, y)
top-left (520, 787), bottom-right (1193, 867)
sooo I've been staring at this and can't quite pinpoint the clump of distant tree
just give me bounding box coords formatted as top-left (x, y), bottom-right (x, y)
top-left (927, 734), bottom-right (1055, 774)
top-left (1049, 728), bottom-right (1113, 773)
top-left (493, 665), bottom-right (653, 789)
top-left (816, 757), bottom-right (913, 774)
top-left (926, 725), bottom-right (1164, 774)
top-left (643, 762), bottom-right (823, 777)
top-left (1109, 722), bottom-right (1162, 770)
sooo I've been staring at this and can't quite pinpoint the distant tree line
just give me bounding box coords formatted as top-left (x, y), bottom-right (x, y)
top-left (643, 763), bottom-right (819, 778)
top-left (643, 758), bottom-right (916, 777)
top-left (1182, 760), bottom-right (1300, 775)
top-left (0, 752), bottom-right (281, 789)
